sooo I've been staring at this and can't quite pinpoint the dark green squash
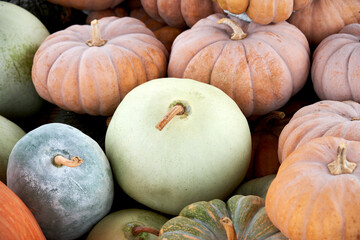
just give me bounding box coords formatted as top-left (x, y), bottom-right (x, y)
top-left (233, 174), bottom-right (276, 199)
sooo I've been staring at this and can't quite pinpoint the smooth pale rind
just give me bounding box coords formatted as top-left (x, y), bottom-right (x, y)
top-left (0, 115), bottom-right (25, 184)
top-left (7, 123), bottom-right (114, 240)
top-left (0, 2), bottom-right (49, 118)
top-left (105, 77), bottom-right (252, 215)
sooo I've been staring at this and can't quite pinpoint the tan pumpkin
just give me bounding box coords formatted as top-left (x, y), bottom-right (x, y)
top-left (214, 0), bottom-right (311, 24)
top-left (288, 0), bottom-right (360, 47)
top-left (311, 23), bottom-right (360, 101)
top-left (32, 16), bottom-right (168, 116)
top-left (46, 0), bottom-right (125, 10)
top-left (168, 13), bottom-right (310, 118)
top-left (278, 100), bottom-right (360, 163)
top-left (266, 136), bottom-right (360, 240)
top-left (140, 0), bottom-right (224, 28)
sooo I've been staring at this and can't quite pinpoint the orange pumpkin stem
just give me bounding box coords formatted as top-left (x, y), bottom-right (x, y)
top-left (328, 143), bottom-right (357, 175)
top-left (54, 155), bottom-right (84, 168)
top-left (132, 225), bottom-right (160, 237)
top-left (218, 18), bottom-right (247, 40)
top-left (86, 19), bottom-right (107, 47)
top-left (156, 104), bottom-right (185, 131)
top-left (220, 217), bottom-right (237, 240)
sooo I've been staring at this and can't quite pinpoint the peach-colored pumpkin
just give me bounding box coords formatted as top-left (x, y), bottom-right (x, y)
top-left (288, 0), bottom-right (360, 47)
top-left (311, 23), bottom-right (360, 101)
top-left (85, 7), bottom-right (128, 24)
top-left (278, 100), bottom-right (360, 163)
top-left (266, 136), bottom-right (360, 240)
top-left (46, 0), bottom-right (124, 10)
top-left (168, 13), bottom-right (310, 118)
top-left (32, 16), bottom-right (168, 116)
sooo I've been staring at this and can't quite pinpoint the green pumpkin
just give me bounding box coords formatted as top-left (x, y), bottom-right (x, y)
top-left (233, 174), bottom-right (276, 199)
top-left (159, 195), bottom-right (287, 240)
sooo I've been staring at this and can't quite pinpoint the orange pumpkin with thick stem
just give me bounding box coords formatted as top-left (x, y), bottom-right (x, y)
top-left (0, 181), bottom-right (45, 240)
top-left (32, 16), bottom-right (168, 116)
top-left (46, 0), bottom-right (125, 10)
top-left (168, 13), bottom-right (310, 118)
top-left (266, 136), bottom-right (360, 240)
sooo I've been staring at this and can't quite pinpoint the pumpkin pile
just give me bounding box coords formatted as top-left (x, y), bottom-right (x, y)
top-left (1, 0), bottom-right (360, 239)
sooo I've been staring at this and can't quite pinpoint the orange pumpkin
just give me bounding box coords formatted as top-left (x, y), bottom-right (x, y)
top-left (214, 0), bottom-right (311, 24)
top-left (32, 16), bottom-right (168, 116)
top-left (266, 136), bottom-right (360, 240)
top-left (311, 23), bottom-right (360, 101)
top-left (85, 6), bottom-right (128, 24)
top-left (168, 13), bottom-right (310, 118)
top-left (278, 100), bottom-right (360, 163)
top-left (140, 0), bottom-right (224, 28)
top-left (46, 0), bottom-right (125, 10)
top-left (288, 0), bottom-right (360, 47)
top-left (0, 181), bottom-right (45, 240)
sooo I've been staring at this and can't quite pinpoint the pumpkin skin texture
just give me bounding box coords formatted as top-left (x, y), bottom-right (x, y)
top-left (266, 136), bottom-right (360, 240)
top-left (288, 0), bottom-right (360, 47)
top-left (0, 1), bottom-right (49, 119)
top-left (46, 0), bottom-right (125, 10)
top-left (168, 13), bottom-right (310, 118)
top-left (311, 23), bottom-right (360, 101)
top-left (105, 77), bottom-right (252, 215)
top-left (233, 174), bottom-right (276, 200)
top-left (278, 100), bottom-right (360, 163)
top-left (159, 195), bottom-right (286, 239)
top-left (86, 208), bottom-right (168, 240)
top-left (0, 181), bottom-right (46, 240)
top-left (140, 0), bottom-right (224, 28)
top-left (6, 123), bottom-right (114, 240)
top-left (32, 16), bottom-right (168, 116)
top-left (0, 115), bottom-right (25, 184)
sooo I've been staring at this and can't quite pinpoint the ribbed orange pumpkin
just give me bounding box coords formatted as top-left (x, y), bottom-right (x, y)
top-left (140, 0), bottom-right (224, 28)
top-left (46, 0), bottom-right (124, 10)
top-left (0, 181), bottom-right (46, 240)
top-left (214, 0), bottom-right (311, 24)
top-left (32, 16), bottom-right (168, 116)
top-left (311, 23), bottom-right (360, 101)
top-left (168, 13), bottom-right (310, 118)
top-left (288, 0), bottom-right (360, 47)
top-left (278, 100), bottom-right (360, 163)
top-left (266, 136), bottom-right (360, 240)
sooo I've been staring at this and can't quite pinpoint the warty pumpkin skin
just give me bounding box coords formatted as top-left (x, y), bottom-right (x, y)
top-left (168, 13), bottom-right (310, 118)
top-left (288, 0), bottom-right (360, 47)
top-left (311, 23), bottom-right (360, 101)
top-left (32, 16), bottom-right (168, 116)
top-left (46, 0), bottom-right (124, 10)
top-left (266, 136), bottom-right (360, 240)
top-left (278, 100), bottom-right (360, 163)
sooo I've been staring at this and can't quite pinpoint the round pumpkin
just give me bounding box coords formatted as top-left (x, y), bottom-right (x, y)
top-left (278, 100), bottom-right (360, 163)
top-left (288, 0), bottom-right (360, 47)
top-left (159, 194), bottom-right (286, 239)
top-left (7, 123), bottom-right (114, 240)
top-left (46, 0), bottom-right (125, 10)
top-left (214, 0), bottom-right (311, 24)
top-left (168, 13), bottom-right (310, 118)
top-left (233, 174), bottom-right (276, 200)
top-left (32, 16), bottom-right (168, 116)
top-left (0, 181), bottom-right (45, 240)
top-left (311, 23), bottom-right (360, 101)
top-left (140, 0), bottom-right (224, 28)
top-left (266, 136), bottom-right (360, 239)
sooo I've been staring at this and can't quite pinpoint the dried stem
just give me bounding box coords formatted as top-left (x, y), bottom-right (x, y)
top-left (132, 226), bottom-right (160, 238)
top-left (328, 143), bottom-right (357, 175)
top-left (156, 104), bottom-right (185, 131)
top-left (86, 19), bottom-right (107, 47)
top-left (54, 155), bottom-right (84, 168)
top-left (220, 217), bottom-right (237, 240)
top-left (218, 18), bottom-right (247, 40)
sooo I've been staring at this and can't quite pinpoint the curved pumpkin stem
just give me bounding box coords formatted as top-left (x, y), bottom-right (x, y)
top-left (156, 104), bottom-right (185, 131)
top-left (132, 226), bottom-right (160, 238)
top-left (328, 143), bottom-right (357, 175)
top-left (54, 155), bottom-right (84, 168)
top-left (86, 19), bottom-right (107, 47)
top-left (220, 217), bottom-right (237, 240)
top-left (218, 18), bottom-right (247, 40)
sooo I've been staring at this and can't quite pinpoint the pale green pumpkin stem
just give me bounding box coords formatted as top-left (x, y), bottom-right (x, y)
top-left (86, 19), bottom-right (107, 47)
top-left (218, 18), bottom-right (247, 40)
top-left (132, 226), bottom-right (160, 239)
top-left (156, 104), bottom-right (185, 131)
top-left (54, 155), bottom-right (84, 168)
top-left (220, 217), bottom-right (237, 240)
top-left (328, 143), bottom-right (357, 175)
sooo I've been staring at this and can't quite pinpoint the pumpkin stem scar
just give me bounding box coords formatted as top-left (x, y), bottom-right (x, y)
top-left (156, 104), bottom-right (185, 131)
top-left (218, 18), bottom-right (247, 40)
top-left (53, 155), bottom-right (84, 168)
top-left (132, 225), bottom-right (160, 238)
top-left (86, 19), bottom-right (107, 47)
top-left (328, 142), bottom-right (357, 175)
top-left (220, 217), bottom-right (237, 240)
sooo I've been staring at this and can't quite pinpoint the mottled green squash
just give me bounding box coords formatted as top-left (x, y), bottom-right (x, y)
top-left (159, 195), bottom-right (286, 239)
top-left (233, 174), bottom-right (276, 199)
